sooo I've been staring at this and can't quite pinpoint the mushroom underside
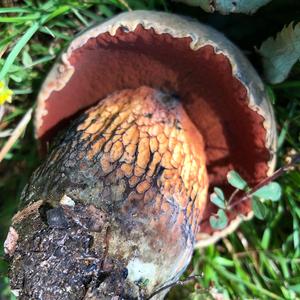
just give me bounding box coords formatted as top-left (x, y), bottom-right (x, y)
top-left (38, 25), bottom-right (270, 238)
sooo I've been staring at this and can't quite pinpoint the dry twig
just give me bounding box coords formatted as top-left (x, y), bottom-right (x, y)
top-left (0, 108), bottom-right (33, 163)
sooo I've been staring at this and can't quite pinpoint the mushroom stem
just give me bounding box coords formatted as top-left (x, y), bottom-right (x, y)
top-left (8, 86), bottom-right (208, 299)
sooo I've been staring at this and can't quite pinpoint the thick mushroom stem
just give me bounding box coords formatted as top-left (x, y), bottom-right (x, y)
top-left (7, 87), bottom-right (208, 299)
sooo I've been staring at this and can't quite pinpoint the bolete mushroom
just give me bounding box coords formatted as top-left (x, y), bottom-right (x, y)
top-left (5, 10), bottom-right (276, 300)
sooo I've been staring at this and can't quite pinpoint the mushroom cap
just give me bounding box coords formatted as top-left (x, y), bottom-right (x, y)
top-left (35, 10), bottom-right (277, 247)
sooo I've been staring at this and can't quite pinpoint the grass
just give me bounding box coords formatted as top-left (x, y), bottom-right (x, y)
top-left (0, 0), bottom-right (300, 299)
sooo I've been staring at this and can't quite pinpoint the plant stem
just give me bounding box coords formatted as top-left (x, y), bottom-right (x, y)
top-left (228, 155), bottom-right (299, 210)
top-left (146, 275), bottom-right (202, 300)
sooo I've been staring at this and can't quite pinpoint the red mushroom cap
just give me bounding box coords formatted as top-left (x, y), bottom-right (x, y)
top-left (35, 11), bottom-right (277, 247)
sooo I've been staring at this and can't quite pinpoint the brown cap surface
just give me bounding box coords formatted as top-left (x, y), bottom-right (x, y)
top-left (35, 11), bottom-right (277, 247)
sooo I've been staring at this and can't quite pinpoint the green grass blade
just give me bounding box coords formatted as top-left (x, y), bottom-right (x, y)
top-left (0, 8), bottom-right (31, 14)
top-left (0, 22), bottom-right (40, 80)
top-left (41, 5), bottom-right (71, 23)
top-left (210, 263), bottom-right (283, 300)
top-left (0, 14), bottom-right (40, 23)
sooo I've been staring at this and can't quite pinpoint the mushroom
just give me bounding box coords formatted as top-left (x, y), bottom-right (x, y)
top-left (6, 10), bottom-right (276, 300)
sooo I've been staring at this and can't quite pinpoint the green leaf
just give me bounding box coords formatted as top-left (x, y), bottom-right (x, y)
top-left (259, 22), bottom-right (300, 84)
top-left (175, 0), bottom-right (271, 14)
top-left (253, 182), bottom-right (282, 201)
top-left (210, 191), bottom-right (226, 209)
top-left (210, 209), bottom-right (228, 230)
top-left (22, 50), bottom-right (33, 68)
top-left (227, 170), bottom-right (248, 190)
top-left (251, 197), bottom-right (268, 220)
top-left (214, 187), bottom-right (225, 201)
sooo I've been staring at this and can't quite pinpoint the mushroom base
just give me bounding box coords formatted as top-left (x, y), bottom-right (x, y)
top-left (7, 202), bottom-right (187, 300)
top-left (8, 203), bottom-right (138, 300)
